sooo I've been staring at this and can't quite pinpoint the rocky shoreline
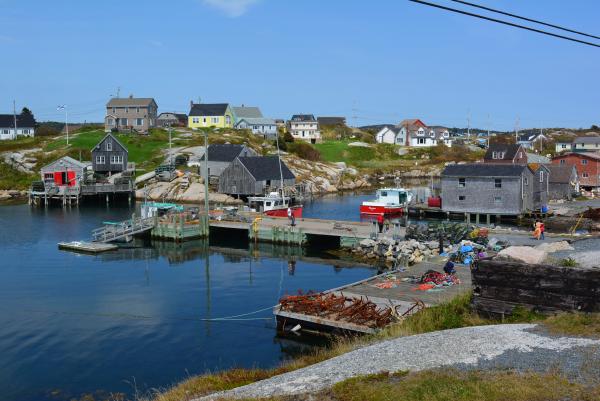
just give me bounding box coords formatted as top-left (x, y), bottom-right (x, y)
top-left (0, 189), bottom-right (28, 203)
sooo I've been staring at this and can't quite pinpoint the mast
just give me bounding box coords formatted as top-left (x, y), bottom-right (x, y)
top-left (275, 132), bottom-right (285, 203)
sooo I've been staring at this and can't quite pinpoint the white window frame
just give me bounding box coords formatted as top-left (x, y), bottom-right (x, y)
top-left (582, 159), bottom-right (588, 165)
top-left (110, 155), bottom-right (123, 164)
top-left (120, 118), bottom-right (128, 126)
top-left (211, 117), bottom-right (219, 124)
top-left (192, 117), bottom-right (199, 124)
top-left (583, 172), bottom-right (589, 178)
top-left (96, 156), bottom-right (105, 164)
top-left (106, 141), bottom-right (112, 151)
top-left (136, 118), bottom-right (144, 126)
top-left (458, 178), bottom-right (466, 188)
top-left (539, 171), bottom-right (544, 182)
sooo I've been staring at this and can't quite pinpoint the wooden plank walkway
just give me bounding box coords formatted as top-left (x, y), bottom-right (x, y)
top-left (275, 257), bottom-right (471, 334)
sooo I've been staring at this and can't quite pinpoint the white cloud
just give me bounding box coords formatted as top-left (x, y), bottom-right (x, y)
top-left (202, 0), bottom-right (260, 17)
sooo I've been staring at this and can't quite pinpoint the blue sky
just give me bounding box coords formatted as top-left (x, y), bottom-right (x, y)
top-left (1, 0), bottom-right (599, 130)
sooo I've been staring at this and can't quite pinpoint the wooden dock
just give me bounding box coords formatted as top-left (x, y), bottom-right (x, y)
top-left (58, 241), bottom-right (118, 254)
top-left (274, 258), bottom-right (471, 334)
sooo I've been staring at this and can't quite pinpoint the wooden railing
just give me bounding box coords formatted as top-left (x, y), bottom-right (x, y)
top-left (92, 216), bottom-right (156, 243)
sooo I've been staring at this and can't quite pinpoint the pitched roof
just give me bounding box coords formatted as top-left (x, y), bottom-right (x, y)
top-left (41, 155), bottom-right (88, 172)
top-left (398, 119), bottom-right (426, 128)
top-left (525, 153), bottom-right (550, 164)
top-left (573, 136), bottom-right (600, 144)
top-left (290, 114), bottom-right (316, 122)
top-left (442, 163), bottom-right (527, 177)
top-left (93, 133), bottom-right (127, 153)
top-left (545, 164), bottom-right (576, 183)
top-left (238, 156), bottom-right (295, 180)
top-left (106, 97), bottom-right (156, 107)
top-left (553, 152), bottom-right (600, 161)
top-left (200, 144), bottom-right (247, 162)
top-left (189, 103), bottom-right (229, 117)
top-left (317, 116), bottom-right (346, 126)
top-left (0, 113), bottom-right (36, 128)
top-left (236, 117), bottom-right (276, 126)
top-left (484, 143), bottom-right (523, 160)
top-left (232, 106), bottom-right (263, 119)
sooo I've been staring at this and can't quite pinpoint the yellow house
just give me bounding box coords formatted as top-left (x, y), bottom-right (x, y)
top-left (188, 103), bottom-right (234, 129)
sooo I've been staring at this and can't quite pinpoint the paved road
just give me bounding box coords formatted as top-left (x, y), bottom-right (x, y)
top-left (196, 324), bottom-right (600, 400)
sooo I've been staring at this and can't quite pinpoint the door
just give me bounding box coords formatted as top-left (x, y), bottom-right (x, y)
top-left (67, 171), bottom-right (76, 186)
top-left (54, 172), bottom-right (63, 185)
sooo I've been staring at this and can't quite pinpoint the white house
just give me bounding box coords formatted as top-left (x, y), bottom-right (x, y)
top-left (288, 114), bottom-right (321, 144)
top-left (375, 126), bottom-right (404, 144)
top-left (0, 113), bottom-right (35, 140)
top-left (517, 132), bottom-right (548, 150)
top-left (555, 141), bottom-right (573, 154)
top-left (235, 117), bottom-right (278, 138)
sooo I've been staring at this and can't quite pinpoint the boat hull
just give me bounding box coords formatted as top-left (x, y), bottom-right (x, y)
top-left (265, 205), bottom-right (303, 218)
top-left (359, 204), bottom-right (405, 216)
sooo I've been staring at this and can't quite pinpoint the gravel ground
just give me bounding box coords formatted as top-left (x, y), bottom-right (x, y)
top-left (195, 324), bottom-right (600, 400)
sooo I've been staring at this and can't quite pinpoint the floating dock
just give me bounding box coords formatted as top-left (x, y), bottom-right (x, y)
top-left (274, 259), bottom-right (472, 334)
top-left (58, 241), bottom-right (118, 254)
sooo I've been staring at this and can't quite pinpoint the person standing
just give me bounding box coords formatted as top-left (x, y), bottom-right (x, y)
top-left (540, 221), bottom-right (545, 240)
top-left (377, 214), bottom-right (384, 233)
top-left (287, 207), bottom-right (292, 225)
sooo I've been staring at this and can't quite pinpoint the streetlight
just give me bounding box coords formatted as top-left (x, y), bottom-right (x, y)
top-left (57, 105), bottom-right (68, 146)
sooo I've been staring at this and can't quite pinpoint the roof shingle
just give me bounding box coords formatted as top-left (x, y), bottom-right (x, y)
top-left (238, 156), bottom-right (295, 180)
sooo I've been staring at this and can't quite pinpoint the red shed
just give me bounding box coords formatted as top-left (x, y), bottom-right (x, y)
top-left (40, 156), bottom-right (88, 187)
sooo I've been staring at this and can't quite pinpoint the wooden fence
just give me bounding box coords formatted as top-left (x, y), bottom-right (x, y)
top-left (471, 258), bottom-right (600, 317)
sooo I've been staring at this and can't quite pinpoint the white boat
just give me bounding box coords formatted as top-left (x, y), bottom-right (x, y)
top-left (248, 192), bottom-right (303, 218)
top-left (360, 188), bottom-right (413, 215)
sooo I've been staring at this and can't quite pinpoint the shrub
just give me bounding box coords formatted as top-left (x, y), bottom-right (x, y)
top-left (34, 124), bottom-right (61, 137)
top-left (288, 142), bottom-right (321, 161)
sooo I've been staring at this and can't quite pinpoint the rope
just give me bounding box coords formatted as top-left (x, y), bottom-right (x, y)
top-left (23, 304), bottom-right (280, 323)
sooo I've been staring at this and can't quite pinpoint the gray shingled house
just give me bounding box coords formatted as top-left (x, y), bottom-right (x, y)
top-left (198, 144), bottom-right (257, 179)
top-left (441, 164), bottom-right (535, 215)
top-left (546, 164), bottom-right (579, 200)
top-left (218, 156), bottom-right (295, 196)
top-left (92, 133), bottom-right (128, 174)
top-left (483, 144), bottom-right (528, 164)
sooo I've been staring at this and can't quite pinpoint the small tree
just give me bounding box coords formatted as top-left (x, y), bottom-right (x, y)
top-left (591, 125), bottom-right (599, 131)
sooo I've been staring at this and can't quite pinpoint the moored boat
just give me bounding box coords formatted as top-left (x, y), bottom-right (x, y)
top-left (248, 192), bottom-right (303, 218)
top-left (360, 188), bottom-right (413, 215)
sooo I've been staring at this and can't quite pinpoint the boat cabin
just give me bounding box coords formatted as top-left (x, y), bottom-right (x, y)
top-left (376, 188), bottom-right (411, 205)
top-left (248, 192), bottom-right (291, 213)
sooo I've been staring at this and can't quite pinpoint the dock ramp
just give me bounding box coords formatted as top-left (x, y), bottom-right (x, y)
top-left (92, 217), bottom-right (156, 243)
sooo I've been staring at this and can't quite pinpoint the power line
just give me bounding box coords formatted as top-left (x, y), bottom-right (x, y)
top-left (449, 0), bottom-right (600, 40)
top-left (408, 0), bottom-right (600, 48)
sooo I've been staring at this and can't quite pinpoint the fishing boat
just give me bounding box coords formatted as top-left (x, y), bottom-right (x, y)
top-left (247, 131), bottom-right (303, 218)
top-left (359, 188), bottom-right (413, 215)
top-left (248, 192), bottom-right (303, 218)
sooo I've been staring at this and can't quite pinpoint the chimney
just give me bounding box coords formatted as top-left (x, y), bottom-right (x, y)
top-left (190, 100), bottom-right (194, 109)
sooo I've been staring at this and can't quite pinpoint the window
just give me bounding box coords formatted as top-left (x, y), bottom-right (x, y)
top-left (494, 196), bottom-right (502, 204)
top-left (583, 172), bottom-right (589, 178)
top-left (539, 171), bottom-right (544, 182)
top-left (136, 107), bottom-right (140, 113)
top-left (22, 129), bottom-right (29, 135)
top-left (458, 178), bottom-right (466, 188)
top-left (107, 118), bottom-right (114, 126)
top-left (524, 177), bottom-right (529, 185)
top-left (458, 195), bottom-right (466, 201)
top-left (96, 156), bottom-right (105, 164)
top-left (226, 115), bottom-right (231, 125)
top-left (112, 107), bottom-right (115, 113)
top-left (2, 129), bottom-right (8, 134)
top-left (519, 152), bottom-right (523, 159)
top-left (582, 159), bottom-right (588, 165)
top-left (561, 144), bottom-right (567, 149)
top-left (192, 117), bottom-right (199, 124)
top-left (136, 118), bottom-right (144, 126)
top-left (111, 155), bottom-right (123, 164)
top-left (560, 159), bottom-right (566, 165)
top-left (126, 107), bottom-right (129, 113)
top-left (44, 173), bottom-right (53, 180)
top-left (106, 141), bottom-right (112, 151)
top-left (120, 118), bottom-right (128, 126)
top-left (203, 118), bottom-right (207, 123)
top-left (418, 138), bottom-right (426, 144)
top-left (495, 179), bottom-right (502, 188)
top-left (211, 117), bottom-right (219, 124)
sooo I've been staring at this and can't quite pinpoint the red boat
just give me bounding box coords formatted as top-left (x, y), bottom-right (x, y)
top-left (360, 188), bottom-right (413, 216)
top-left (248, 193), bottom-right (303, 218)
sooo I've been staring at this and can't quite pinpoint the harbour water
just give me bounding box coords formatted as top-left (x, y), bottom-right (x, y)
top-left (0, 199), bottom-right (377, 401)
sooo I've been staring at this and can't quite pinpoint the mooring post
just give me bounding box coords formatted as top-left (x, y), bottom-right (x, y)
top-left (475, 214), bottom-right (480, 225)
top-left (486, 214), bottom-right (490, 225)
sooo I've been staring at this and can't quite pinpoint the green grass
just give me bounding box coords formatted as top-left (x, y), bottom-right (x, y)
top-left (326, 370), bottom-right (599, 401)
top-left (0, 161), bottom-right (36, 190)
top-left (0, 136), bottom-right (47, 152)
top-left (313, 141), bottom-right (401, 166)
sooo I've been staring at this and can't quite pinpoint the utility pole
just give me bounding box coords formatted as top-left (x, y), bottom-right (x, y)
top-left (514, 116), bottom-right (520, 144)
top-left (539, 125), bottom-right (544, 153)
top-left (12, 100), bottom-right (17, 140)
top-left (168, 123), bottom-right (172, 165)
top-left (352, 100), bottom-right (358, 128)
top-left (466, 110), bottom-right (471, 140)
top-left (203, 129), bottom-right (209, 218)
top-left (65, 106), bottom-right (69, 146)
top-left (487, 113), bottom-right (491, 148)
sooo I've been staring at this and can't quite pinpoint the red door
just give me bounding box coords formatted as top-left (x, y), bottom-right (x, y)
top-left (54, 172), bottom-right (62, 185)
top-left (67, 171), bottom-right (75, 186)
